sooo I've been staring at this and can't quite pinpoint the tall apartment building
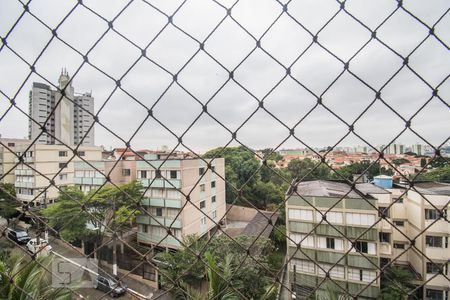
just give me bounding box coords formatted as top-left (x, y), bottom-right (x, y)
top-left (136, 155), bottom-right (226, 250)
top-left (28, 69), bottom-right (95, 146)
top-left (286, 180), bottom-right (386, 299)
top-left (286, 179), bottom-right (449, 299)
top-left (12, 143), bottom-right (102, 206)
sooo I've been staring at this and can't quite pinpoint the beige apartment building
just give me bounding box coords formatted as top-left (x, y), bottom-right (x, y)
top-left (11, 143), bottom-right (102, 206)
top-left (286, 178), bottom-right (449, 300)
top-left (136, 154), bottom-right (226, 250)
top-left (0, 138), bottom-right (31, 185)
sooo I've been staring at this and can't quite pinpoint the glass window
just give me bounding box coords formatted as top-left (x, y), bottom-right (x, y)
top-left (425, 289), bottom-right (443, 300)
top-left (291, 259), bottom-right (315, 274)
top-left (78, 151), bottom-right (85, 156)
top-left (156, 207), bottom-right (163, 217)
top-left (289, 209), bottom-right (313, 221)
top-left (212, 210), bottom-right (217, 219)
top-left (379, 232), bottom-right (390, 243)
top-left (167, 189), bottom-right (181, 199)
top-left (200, 217), bottom-right (206, 225)
top-left (426, 262), bottom-right (442, 274)
top-left (378, 206), bottom-right (390, 218)
top-left (316, 211), bottom-right (343, 224)
top-left (211, 196), bottom-right (216, 203)
top-left (393, 243), bottom-right (406, 249)
top-left (139, 170), bottom-right (147, 179)
top-left (290, 233), bottom-right (314, 247)
top-left (58, 151), bottom-right (67, 157)
top-left (200, 184), bottom-right (205, 192)
top-left (426, 236), bottom-right (443, 248)
top-left (317, 264), bottom-right (345, 279)
top-left (200, 201), bottom-right (205, 209)
top-left (199, 167), bottom-right (205, 176)
top-left (425, 209), bottom-right (439, 220)
top-left (393, 220), bottom-right (404, 226)
top-left (211, 181), bottom-right (216, 188)
top-left (326, 237), bottom-right (335, 249)
top-left (122, 169), bottom-right (131, 176)
top-left (59, 162), bottom-right (67, 169)
top-left (170, 170), bottom-right (177, 179)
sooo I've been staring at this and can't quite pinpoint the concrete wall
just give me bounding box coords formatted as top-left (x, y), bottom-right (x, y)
top-left (225, 204), bottom-right (258, 222)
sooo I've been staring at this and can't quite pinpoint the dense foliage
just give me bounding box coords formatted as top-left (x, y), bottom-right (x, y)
top-left (0, 183), bottom-right (20, 219)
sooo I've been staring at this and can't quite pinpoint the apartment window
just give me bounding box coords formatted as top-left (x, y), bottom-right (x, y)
top-left (211, 181), bottom-right (216, 188)
top-left (211, 196), bottom-right (216, 203)
top-left (212, 210), bottom-right (217, 219)
top-left (393, 220), bottom-right (405, 227)
top-left (346, 213), bottom-right (376, 226)
top-left (200, 200), bottom-right (205, 209)
top-left (200, 184), bottom-right (205, 192)
top-left (289, 209), bottom-right (313, 221)
top-left (138, 170), bottom-right (147, 179)
top-left (141, 225), bottom-right (148, 233)
top-left (211, 166), bottom-right (215, 173)
top-left (59, 174), bottom-right (67, 181)
top-left (393, 243), bottom-right (406, 249)
top-left (326, 237), bottom-right (335, 249)
top-left (59, 151), bottom-right (67, 157)
top-left (155, 207), bottom-right (163, 217)
top-left (200, 217), bottom-right (206, 225)
top-left (379, 232), bottom-right (390, 243)
top-left (426, 289), bottom-right (444, 300)
top-left (167, 189), bottom-right (180, 199)
top-left (199, 167), bottom-right (205, 176)
top-left (290, 233), bottom-right (314, 247)
top-left (78, 151), bottom-right (85, 157)
top-left (152, 189), bottom-right (164, 198)
top-left (155, 170), bottom-right (162, 178)
top-left (291, 259), bottom-right (315, 274)
top-left (7, 142), bottom-right (15, 147)
top-left (426, 262), bottom-right (443, 274)
top-left (378, 206), bottom-right (390, 218)
top-left (27, 151), bottom-right (33, 157)
top-left (316, 211), bottom-right (343, 224)
top-left (426, 236), bottom-right (443, 248)
top-left (348, 268), bottom-right (377, 283)
top-left (317, 264), bottom-right (345, 279)
top-left (59, 162), bottom-right (67, 169)
top-left (425, 209), bottom-right (439, 220)
top-left (122, 169), bottom-right (131, 176)
top-left (170, 170), bottom-right (177, 179)
top-left (317, 237), bottom-right (343, 251)
top-left (353, 241), bottom-right (376, 255)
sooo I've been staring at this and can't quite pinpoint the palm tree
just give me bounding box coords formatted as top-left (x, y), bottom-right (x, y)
top-left (0, 254), bottom-right (73, 299)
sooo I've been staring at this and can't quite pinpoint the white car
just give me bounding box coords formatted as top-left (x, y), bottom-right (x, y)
top-left (26, 238), bottom-right (52, 255)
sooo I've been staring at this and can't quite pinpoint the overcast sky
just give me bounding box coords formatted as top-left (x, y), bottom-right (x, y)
top-left (0, 0), bottom-right (449, 153)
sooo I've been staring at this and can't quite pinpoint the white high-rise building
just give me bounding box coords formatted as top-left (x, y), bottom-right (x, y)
top-left (28, 69), bottom-right (95, 146)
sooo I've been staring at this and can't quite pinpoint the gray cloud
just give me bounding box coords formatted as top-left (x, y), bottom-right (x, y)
top-left (0, 0), bottom-right (449, 153)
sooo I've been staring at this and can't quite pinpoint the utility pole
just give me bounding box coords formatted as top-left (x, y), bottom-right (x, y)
top-left (112, 198), bottom-right (117, 276)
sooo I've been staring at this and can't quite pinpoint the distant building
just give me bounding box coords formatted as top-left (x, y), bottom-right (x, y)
top-left (28, 69), bottom-right (95, 146)
top-left (412, 144), bottom-right (423, 156)
top-left (0, 138), bottom-right (31, 185)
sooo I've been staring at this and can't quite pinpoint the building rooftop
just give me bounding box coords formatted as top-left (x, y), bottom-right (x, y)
top-left (356, 183), bottom-right (391, 195)
top-left (414, 182), bottom-right (450, 196)
top-left (291, 180), bottom-right (376, 199)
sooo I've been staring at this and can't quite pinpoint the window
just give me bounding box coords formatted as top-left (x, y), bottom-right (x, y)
top-left (141, 225), bottom-right (148, 233)
top-left (325, 237), bottom-right (335, 249)
top-left (211, 166), bottom-right (216, 173)
top-left (155, 170), bottom-right (161, 178)
top-left (378, 206), bottom-right (390, 218)
top-left (426, 262), bottom-right (442, 274)
top-left (212, 210), bottom-right (217, 219)
top-left (396, 197), bottom-right (404, 203)
top-left (200, 200), bottom-right (205, 209)
top-left (59, 162), bottom-right (67, 169)
top-left (348, 268), bottom-right (377, 283)
top-left (78, 151), bottom-right (85, 157)
top-left (200, 217), bottom-right (206, 225)
top-left (155, 207), bottom-right (163, 217)
top-left (426, 289), bottom-right (443, 300)
top-left (170, 170), bottom-right (177, 179)
top-left (167, 189), bottom-right (181, 199)
top-left (317, 237), bottom-right (343, 250)
top-left (393, 220), bottom-right (405, 227)
top-left (379, 232), bottom-right (390, 243)
top-left (290, 233), bottom-right (314, 247)
top-left (346, 213), bottom-right (376, 226)
top-left (316, 211), bottom-right (343, 224)
top-left (139, 170), bottom-right (147, 179)
top-left (200, 184), bottom-right (205, 192)
top-left (426, 236), bottom-right (443, 248)
top-left (199, 167), bottom-right (205, 176)
top-left (152, 189), bottom-right (164, 198)
top-left (122, 169), bottom-right (131, 176)
top-left (317, 264), bottom-right (345, 279)
top-left (291, 259), bottom-right (315, 274)
top-left (211, 181), bottom-right (216, 188)
top-left (59, 174), bottom-right (67, 180)
top-left (289, 209), bottom-right (313, 221)
top-left (58, 151), bottom-right (67, 157)
top-left (393, 243), bottom-right (406, 249)
top-left (353, 241), bottom-right (376, 255)
top-left (211, 196), bottom-right (216, 203)
top-left (425, 209), bottom-right (439, 220)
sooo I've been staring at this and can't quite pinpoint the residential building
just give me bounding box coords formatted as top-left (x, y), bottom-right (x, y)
top-left (412, 144), bottom-right (423, 156)
top-left (0, 138), bottom-right (31, 184)
top-left (385, 181), bottom-right (450, 300)
top-left (28, 69), bottom-right (95, 146)
top-left (136, 154), bottom-right (226, 250)
top-left (12, 143), bottom-right (102, 206)
top-left (286, 180), bottom-right (382, 299)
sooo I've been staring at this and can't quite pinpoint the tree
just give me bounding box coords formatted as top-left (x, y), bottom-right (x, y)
top-left (332, 161), bottom-right (393, 181)
top-left (380, 265), bottom-right (418, 300)
top-left (260, 148), bottom-right (283, 162)
top-left (287, 158), bottom-right (331, 181)
top-left (0, 254), bottom-right (72, 299)
top-left (392, 158), bottom-right (410, 165)
top-left (0, 183), bottom-right (20, 219)
top-left (416, 166), bottom-right (450, 182)
top-left (429, 156), bottom-right (450, 168)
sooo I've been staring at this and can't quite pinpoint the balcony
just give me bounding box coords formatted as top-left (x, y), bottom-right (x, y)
top-left (74, 177), bottom-right (106, 185)
top-left (136, 215), bottom-right (182, 229)
top-left (139, 178), bottom-right (181, 189)
top-left (15, 181), bottom-right (34, 188)
top-left (141, 198), bottom-right (182, 208)
top-left (137, 232), bottom-right (181, 248)
top-left (379, 242), bottom-right (392, 256)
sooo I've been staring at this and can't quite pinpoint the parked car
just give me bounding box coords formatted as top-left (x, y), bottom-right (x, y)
top-left (95, 275), bottom-right (127, 297)
top-left (7, 228), bottom-right (30, 245)
top-left (26, 238), bottom-right (52, 255)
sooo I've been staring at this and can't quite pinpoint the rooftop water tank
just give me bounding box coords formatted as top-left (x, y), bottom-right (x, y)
top-left (373, 175), bottom-right (393, 189)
